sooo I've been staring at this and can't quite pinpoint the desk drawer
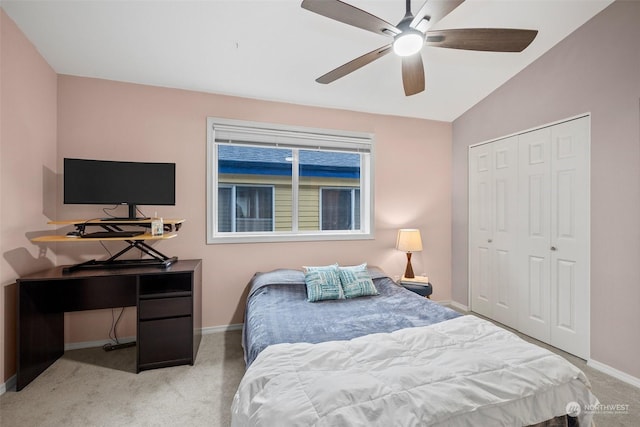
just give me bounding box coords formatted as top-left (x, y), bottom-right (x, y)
top-left (138, 316), bottom-right (192, 368)
top-left (139, 297), bottom-right (191, 320)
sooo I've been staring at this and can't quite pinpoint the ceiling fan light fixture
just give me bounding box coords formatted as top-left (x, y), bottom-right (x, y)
top-left (393, 30), bottom-right (424, 57)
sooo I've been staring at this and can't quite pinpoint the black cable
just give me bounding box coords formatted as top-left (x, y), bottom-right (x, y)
top-left (78, 217), bottom-right (103, 235)
top-left (108, 307), bottom-right (126, 344)
top-left (102, 205), bottom-right (120, 218)
top-left (81, 216), bottom-right (114, 256)
top-left (99, 240), bottom-right (113, 257)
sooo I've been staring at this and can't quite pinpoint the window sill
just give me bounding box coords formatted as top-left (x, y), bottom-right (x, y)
top-left (207, 231), bottom-right (374, 244)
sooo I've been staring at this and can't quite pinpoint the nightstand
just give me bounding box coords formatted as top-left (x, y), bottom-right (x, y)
top-left (399, 276), bottom-right (433, 299)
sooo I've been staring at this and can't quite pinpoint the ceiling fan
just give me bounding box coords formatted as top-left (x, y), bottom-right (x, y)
top-left (301, 0), bottom-right (538, 96)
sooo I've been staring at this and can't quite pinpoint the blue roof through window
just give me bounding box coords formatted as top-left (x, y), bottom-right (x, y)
top-left (218, 145), bottom-right (360, 178)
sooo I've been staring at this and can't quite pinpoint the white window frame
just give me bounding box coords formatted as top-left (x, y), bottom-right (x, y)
top-left (207, 117), bottom-right (375, 244)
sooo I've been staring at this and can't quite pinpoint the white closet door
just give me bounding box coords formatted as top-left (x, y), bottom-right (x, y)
top-left (471, 116), bottom-right (589, 358)
top-left (517, 116), bottom-right (589, 358)
top-left (549, 118), bottom-right (589, 358)
top-left (517, 127), bottom-right (552, 343)
top-left (489, 137), bottom-right (519, 327)
top-left (469, 144), bottom-right (493, 318)
top-left (469, 138), bottom-right (518, 327)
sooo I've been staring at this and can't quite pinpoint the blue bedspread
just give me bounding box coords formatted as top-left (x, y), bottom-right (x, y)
top-left (243, 267), bottom-right (461, 366)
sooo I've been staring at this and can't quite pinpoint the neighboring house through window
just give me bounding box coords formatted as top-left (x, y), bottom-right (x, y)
top-left (218, 185), bottom-right (274, 232)
top-left (207, 118), bottom-right (374, 243)
top-left (321, 187), bottom-right (360, 231)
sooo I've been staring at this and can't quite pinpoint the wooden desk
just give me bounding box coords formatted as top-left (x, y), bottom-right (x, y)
top-left (16, 260), bottom-right (202, 391)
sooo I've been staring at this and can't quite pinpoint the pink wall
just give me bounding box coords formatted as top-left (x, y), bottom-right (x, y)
top-left (55, 76), bottom-right (453, 345)
top-left (1, 8), bottom-right (452, 383)
top-left (0, 10), bottom-right (58, 383)
top-left (452, 0), bottom-right (640, 378)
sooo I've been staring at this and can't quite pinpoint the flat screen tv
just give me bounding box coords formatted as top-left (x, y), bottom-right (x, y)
top-left (64, 158), bottom-right (176, 220)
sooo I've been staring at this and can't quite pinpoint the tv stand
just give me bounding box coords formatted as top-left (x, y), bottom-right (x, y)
top-left (32, 218), bottom-right (185, 272)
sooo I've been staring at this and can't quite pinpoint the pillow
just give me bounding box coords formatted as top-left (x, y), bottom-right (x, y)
top-left (338, 263), bottom-right (379, 299)
top-left (303, 264), bottom-right (344, 302)
top-left (303, 263), bottom-right (339, 273)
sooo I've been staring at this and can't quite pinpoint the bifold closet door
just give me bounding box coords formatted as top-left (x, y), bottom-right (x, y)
top-left (518, 117), bottom-right (589, 358)
top-left (517, 127), bottom-right (552, 343)
top-left (469, 137), bottom-right (519, 328)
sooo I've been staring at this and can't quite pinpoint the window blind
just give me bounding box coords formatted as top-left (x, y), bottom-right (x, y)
top-left (212, 120), bottom-right (372, 153)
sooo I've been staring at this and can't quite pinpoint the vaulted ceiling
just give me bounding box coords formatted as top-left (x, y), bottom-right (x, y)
top-left (3, 0), bottom-right (614, 121)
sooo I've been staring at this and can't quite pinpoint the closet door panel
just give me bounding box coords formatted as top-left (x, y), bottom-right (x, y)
top-left (469, 145), bottom-right (493, 317)
top-left (476, 247), bottom-right (491, 303)
top-left (518, 128), bottom-right (552, 342)
top-left (527, 255), bottom-right (547, 321)
top-left (555, 259), bottom-right (576, 331)
top-left (549, 117), bottom-right (589, 358)
top-left (491, 137), bottom-right (518, 327)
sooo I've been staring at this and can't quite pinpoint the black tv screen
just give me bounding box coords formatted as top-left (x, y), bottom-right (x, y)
top-left (64, 158), bottom-right (175, 219)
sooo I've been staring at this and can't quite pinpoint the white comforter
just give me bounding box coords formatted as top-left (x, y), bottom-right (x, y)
top-left (231, 315), bottom-right (597, 427)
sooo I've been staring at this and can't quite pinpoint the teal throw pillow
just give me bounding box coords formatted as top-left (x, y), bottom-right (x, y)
top-left (304, 264), bottom-right (344, 302)
top-left (338, 263), bottom-right (378, 298)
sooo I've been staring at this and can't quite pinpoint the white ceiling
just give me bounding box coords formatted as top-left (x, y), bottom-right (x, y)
top-left (2, 0), bottom-right (613, 122)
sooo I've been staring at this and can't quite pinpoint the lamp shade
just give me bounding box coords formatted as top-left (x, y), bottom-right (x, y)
top-left (396, 229), bottom-right (423, 252)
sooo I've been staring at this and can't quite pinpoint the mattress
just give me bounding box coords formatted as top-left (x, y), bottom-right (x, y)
top-left (242, 267), bottom-right (461, 366)
top-left (235, 267), bottom-right (597, 426)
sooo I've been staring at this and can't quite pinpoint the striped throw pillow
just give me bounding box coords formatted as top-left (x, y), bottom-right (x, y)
top-left (304, 264), bottom-right (344, 302)
top-left (338, 263), bottom-right (378, 298)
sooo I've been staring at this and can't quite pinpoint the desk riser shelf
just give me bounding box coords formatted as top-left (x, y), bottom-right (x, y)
top-left (31, 218), bottom-right (185, 272)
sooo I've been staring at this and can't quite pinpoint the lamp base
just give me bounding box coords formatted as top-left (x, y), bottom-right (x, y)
top-left (404, 252), bottom-right (415, 279)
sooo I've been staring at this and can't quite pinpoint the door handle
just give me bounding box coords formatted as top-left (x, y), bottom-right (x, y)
top-left (488, 239), bottom-right (493, 243)
top-left (551, 246), bottom-right (557, 251)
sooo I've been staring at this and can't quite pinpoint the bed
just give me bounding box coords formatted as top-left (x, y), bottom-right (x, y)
top-left (232, 267), bottom-right (597, 426)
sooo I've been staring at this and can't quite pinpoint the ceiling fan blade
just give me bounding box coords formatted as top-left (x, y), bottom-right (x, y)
top-left (302, 0), bottom-right (399, 37)
top-left (402, 54), bottom-right (425, 96)
top-left (316, 45), bottom-right (392, 84)
top-left (411, 0), bottom-right (465, 31)
top-left (425, 28), bottom-right (538, 52)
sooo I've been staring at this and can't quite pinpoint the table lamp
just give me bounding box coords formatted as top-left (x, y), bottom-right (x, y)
top-left (396, 229), bottom-right (423, 279)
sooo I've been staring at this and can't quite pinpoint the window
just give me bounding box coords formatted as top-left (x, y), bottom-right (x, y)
top-left (207, 118), bottom-right (374, 243)
top-left (321, 188), bottom-right (360, 231)
top-left (218, 185), bottom-right (274, 232)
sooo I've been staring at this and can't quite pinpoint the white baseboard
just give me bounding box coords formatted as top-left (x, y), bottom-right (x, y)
top-left (58, 324), bottom-right (244, 352)
top-left (1, 374), bottom-right (16, 395)
top-left (588, 358), bottom-right (640, 389)
top-left (61, 323), bottom-right (244, 351)
top-left (56, 323), bottom-right (242, 351)
top-left (62, 324), bottom-right (244, 351)
top-left (202, 323), bottom-right (243, 334)
top-left (448, 300), bottom-right (469, 312)
top-left (64, 336), bottom-right (136, 351)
